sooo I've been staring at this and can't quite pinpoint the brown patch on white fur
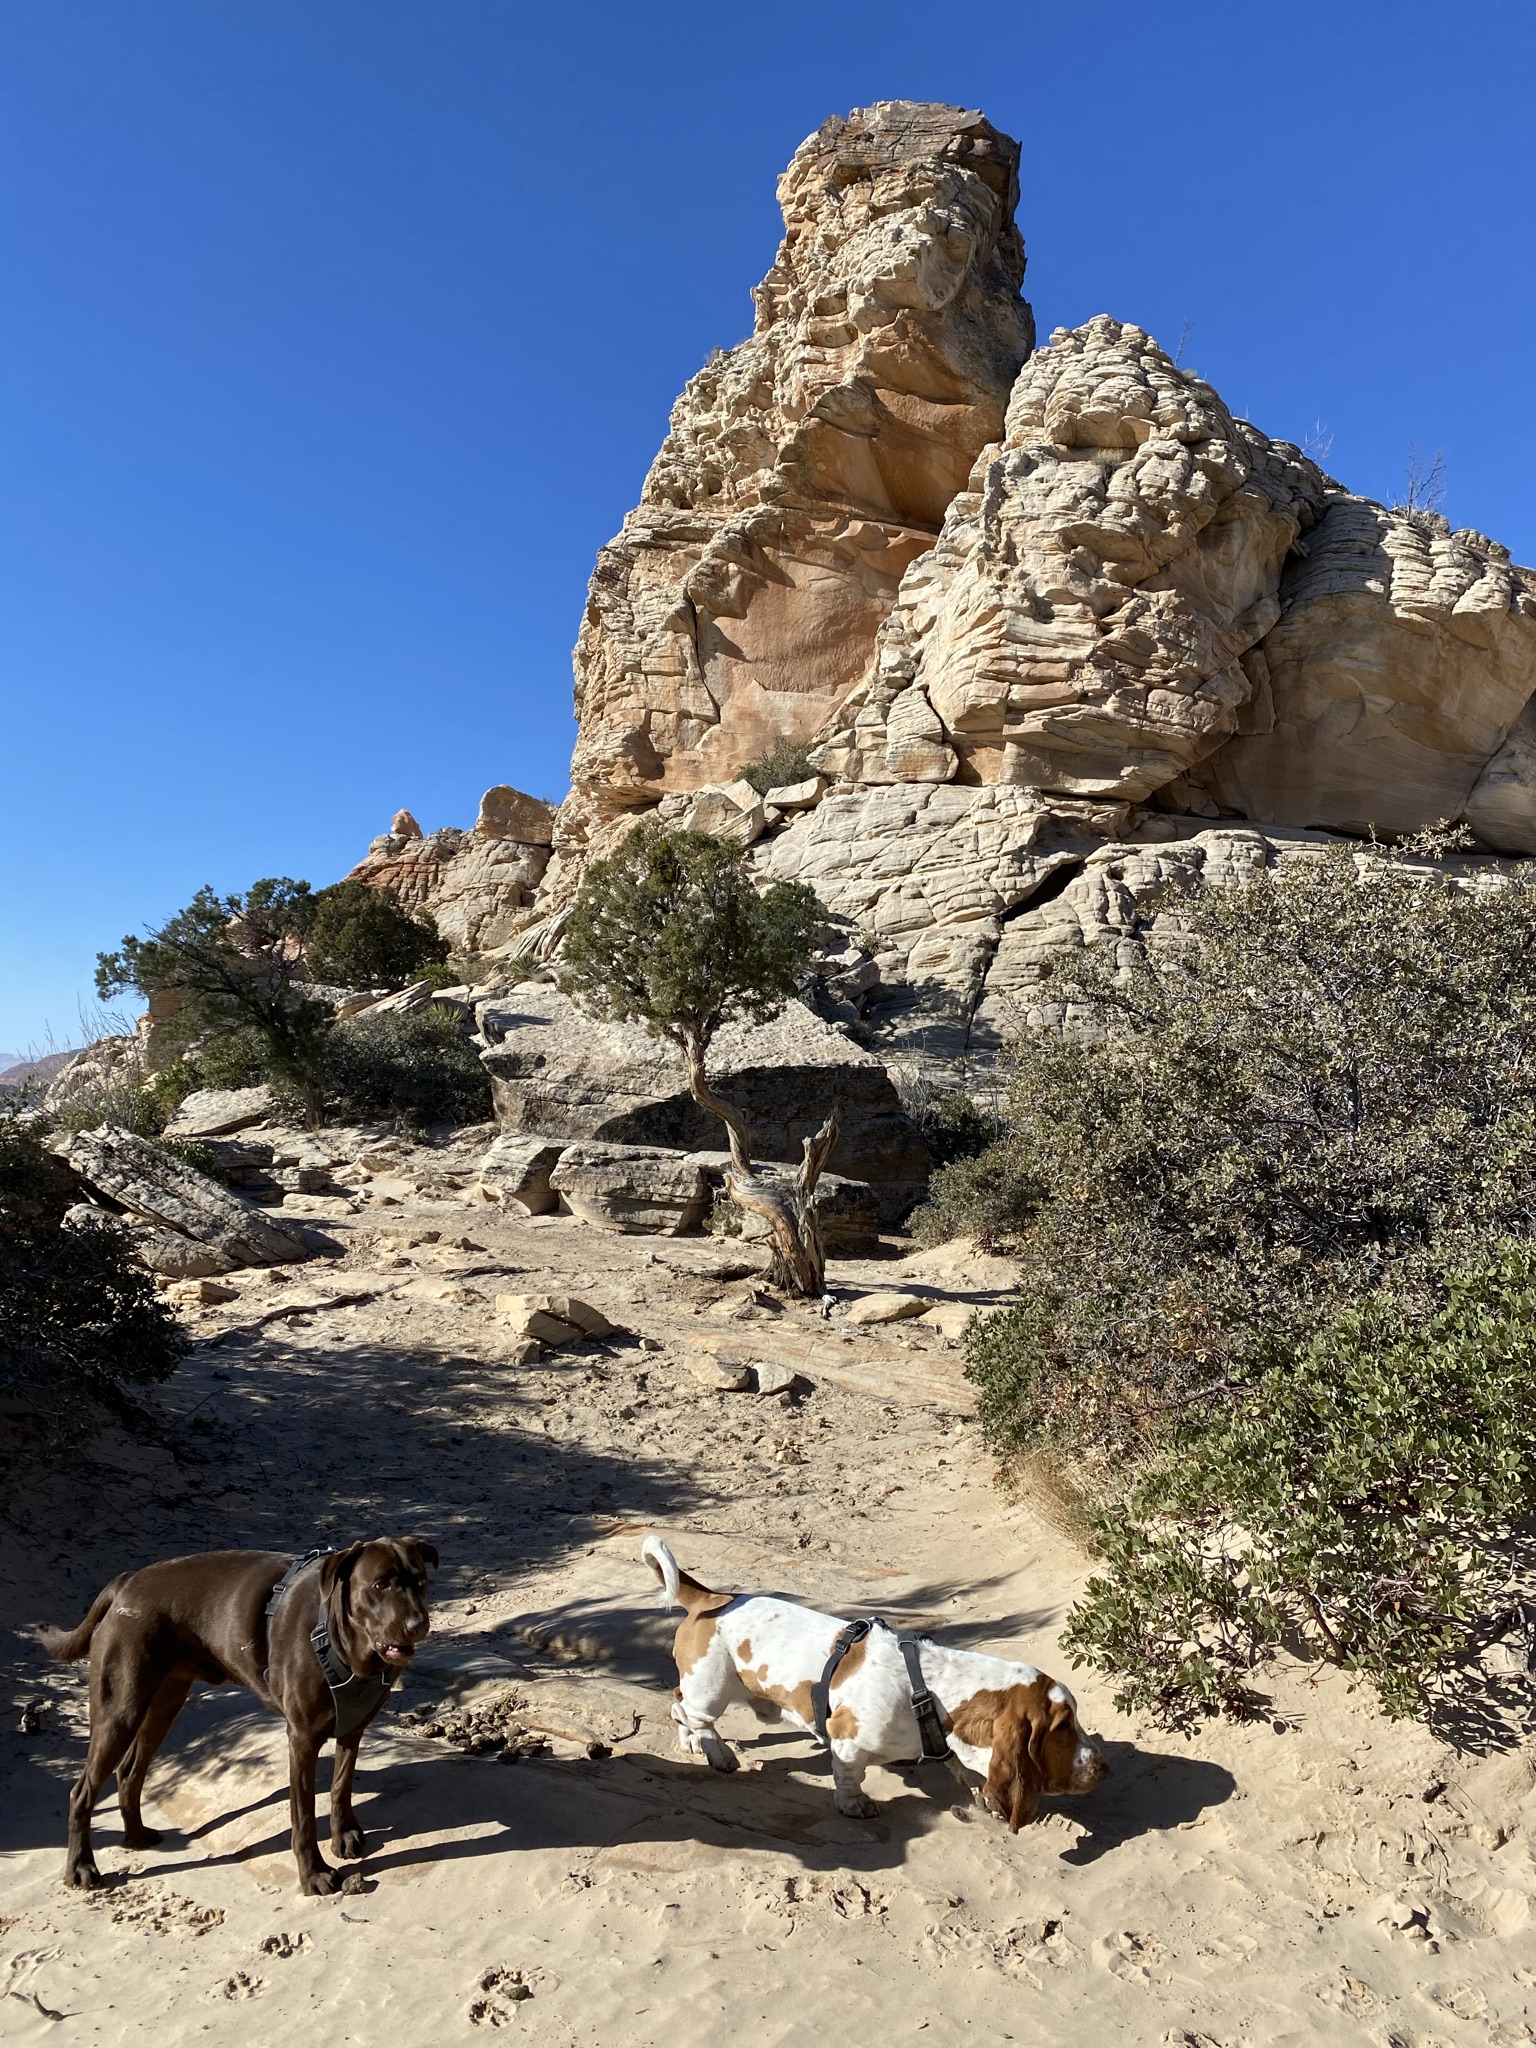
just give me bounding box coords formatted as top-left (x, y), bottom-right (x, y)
top-left (827, 1704), bottom-right (859, 1740)
top-left (735, 1638), bottom-right (753, 1663)
top-left (674, 1614), bottom-right (720, 1677)
top-left (739, 1663), bottom-right (816, 1726)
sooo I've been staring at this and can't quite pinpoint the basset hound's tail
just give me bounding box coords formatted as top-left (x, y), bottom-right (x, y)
top-left (641, 1535), bottom-right (729, 1618)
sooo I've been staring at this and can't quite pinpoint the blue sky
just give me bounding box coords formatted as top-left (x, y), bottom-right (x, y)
top-left (2, 1), bottom-right (1533, 1056)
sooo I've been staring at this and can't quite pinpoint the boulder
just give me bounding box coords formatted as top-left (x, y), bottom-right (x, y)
top-left (680, 1353), bottom-right (752, 1392)
top-left (473, 1134), bottom-right (566, 1215)
top-left (128, 1226), bottom-right (237, 1280)
top-left (495, 1292), bottom-right (613, 1345)
top-left (843, 1291), bottom-right (932, 1325)
top-left (480, 987), bottom-right (928, 1200)
top-left (474, 786), bottom-right (557, 844)
top-left (548, 1142), bottom-right (709, 1236)
top-left (163, 1086), bottom-right (276, 1138)
top-left (57, 1127), bottom-right (319, 1270)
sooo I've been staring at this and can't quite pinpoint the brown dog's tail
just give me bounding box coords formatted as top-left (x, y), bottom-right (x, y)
top-left (642, 1535), bottom-right (731, 1618)
top-left (38, 1578), bottom-right (125, 1663)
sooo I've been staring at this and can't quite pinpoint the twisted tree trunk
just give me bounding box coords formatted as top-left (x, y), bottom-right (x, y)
top-left (681, 1042), bottom-right (839, 1297)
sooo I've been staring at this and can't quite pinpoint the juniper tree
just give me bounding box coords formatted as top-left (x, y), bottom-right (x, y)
top-left (559, 823), bottom-right (829, 1293)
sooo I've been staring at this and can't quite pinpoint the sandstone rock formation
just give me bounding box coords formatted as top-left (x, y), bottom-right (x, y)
top-left (357, 101), bottom-right (1536, 1090)
top-left (1198, 500), bottom-right (1536, 840)
top-left (567, 100), bottom-right (1034, 831)
top-left (348, 786), bottom-right (556, 955)
top-left (811, 317), bottom-right (1331, 801)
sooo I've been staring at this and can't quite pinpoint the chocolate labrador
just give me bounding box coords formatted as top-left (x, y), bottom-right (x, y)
top-left (41, 1537), bottom-right (437, 1895)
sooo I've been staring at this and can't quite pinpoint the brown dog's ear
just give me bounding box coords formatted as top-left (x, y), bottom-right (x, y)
top-left (400, 1537), bottom-right (439, 1574)
top-left (985, 1698), bottom-right (1044, 1831)
top-left (318, 1543), bottom-right (366, 1604)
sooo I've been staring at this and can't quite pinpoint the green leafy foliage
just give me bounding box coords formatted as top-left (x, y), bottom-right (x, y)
top-left (303, 1006), bottom-right (491, 1128)
top-left (1064, 1244), bottom-right (1536, 1724)
top-left (560, 822), bottom-right (823, 1059)
top-left (739, 740), bottom-right (816, 797)
top-left (0, 1111), bottom-right (187, 1449)
top-left (948, 831), bottom-right (1536, 1720)
top-left (97, 879), bottom-right (332, 1122)
top-left (304, 880), bottom-right (446, 990)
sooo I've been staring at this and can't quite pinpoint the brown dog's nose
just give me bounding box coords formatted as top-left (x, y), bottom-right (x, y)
top-left (405, 1613), bottom-right (430, 1640)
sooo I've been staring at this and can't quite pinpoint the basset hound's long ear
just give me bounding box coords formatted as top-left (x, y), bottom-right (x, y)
top-left (319, 1543), bottom-right (366, 1607)
top-left (401, 1537), bottom-right (440, 1574)
top-left (984, 1697), bottom-right (1044, 1831)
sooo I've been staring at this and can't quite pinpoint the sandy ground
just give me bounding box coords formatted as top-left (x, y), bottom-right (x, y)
top-left (3, 1188), bottom-right (1535, 2046)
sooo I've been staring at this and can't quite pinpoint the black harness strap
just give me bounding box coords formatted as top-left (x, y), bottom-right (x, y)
top-left (811, 1618), bottom-right (874, 1748)
top-left (262, 1547), bottom-right (392, 1740)
top-left (897, 1634), bottom-right (951, 1761)
top-left (810, 1617), bottom-right (951, 1763)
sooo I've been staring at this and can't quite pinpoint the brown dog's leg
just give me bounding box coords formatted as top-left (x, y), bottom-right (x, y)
top-left (288, 1728), bottom-right (336, 1895)
top-left (65, 1655), bottom-right (162, 1889)
top-left (116, 1673), bottom-right (193, 1849)
top-left (329, 1732), bottom-right (365, 1860)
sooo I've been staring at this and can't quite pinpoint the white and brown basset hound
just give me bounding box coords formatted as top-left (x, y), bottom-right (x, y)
top-left (643, 1536), bottom-right (1107, 1827)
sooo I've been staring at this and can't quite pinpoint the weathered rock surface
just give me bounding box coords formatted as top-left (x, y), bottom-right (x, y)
top-left (687, 1151), bottom-right (884, 1253)
top-left (547, 1142), bottom-right (710, 1235)
top-left (473, 1133), bottom-right (565, 1215)
top-left (348, 787), bottom-right (557, 956)
top-left (811, 317), bottom-right (1330, 800)
top-left (57, 1126), bottom-right (320, 1269)
top-left (566, 99), bottom-right (1034, 825)
top-left (1199, 499), bottom-right (1536, 837)
top-left (163, 1085), bottom-right (276, 1138)
top-left (479, 987), bottom-right (928, 1192)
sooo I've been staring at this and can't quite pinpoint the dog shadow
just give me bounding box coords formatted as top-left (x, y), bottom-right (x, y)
top-left (1055, 1740), bottom-right (1236, 1862)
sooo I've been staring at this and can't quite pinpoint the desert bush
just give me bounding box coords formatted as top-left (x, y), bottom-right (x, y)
top-left (304, 879), bottom-right (446, 989)
top-left (98, 878), bottom-right (333, 1123)
top-left (0, 1111), bottom-right (187, 1450)
top-left (740, 739), bottom-right (816, 796)
top-left (948, 830), bottom-right (1536, 1720)
top-left (1063, 1242), bottom-right (1536, 1724)
top-left (307, 1006), bottom-right (491, 1127)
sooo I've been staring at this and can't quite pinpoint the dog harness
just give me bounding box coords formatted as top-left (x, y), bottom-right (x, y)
top-left (810, 1617), bottom-right (950, 1762)
top-left (263, 1549), bottom-right (393, 1740)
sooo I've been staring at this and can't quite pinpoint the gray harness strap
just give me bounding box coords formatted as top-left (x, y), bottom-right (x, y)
top-left (263, 1548), bottom-right (392, 1740)
top-left (811, 1617), bottom-right (951, 1762)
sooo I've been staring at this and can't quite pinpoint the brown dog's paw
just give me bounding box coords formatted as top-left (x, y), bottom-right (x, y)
top-left (300, 1865), bottom-right (340, 1897)
top-left (332, 1826), bottom-right (365, 1860)
top-left (63, 1861), bottom-right (104, 1891)
top-left (121, 1824), bottom-right (163, 1849)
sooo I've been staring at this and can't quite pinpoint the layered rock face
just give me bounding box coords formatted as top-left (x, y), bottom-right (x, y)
top-left (568, 101), bottom-right (1035, 818)
top-left (812, 317), bottom-right (1331, 800)
top-left (347, 786), bottom-right (556, 955)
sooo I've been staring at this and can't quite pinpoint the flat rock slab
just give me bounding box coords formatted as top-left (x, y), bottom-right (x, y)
top-left (60, 1125), bottom-right (319, 1269)
top-left (163, 1085), bottom-right (276, 1138)
top-left (550, 1141), bottom-right (709, 1235)
top-left (475, 1133), bottom-right (566, 1215)
top-left (680, 1353), bottom-right (753, 1392)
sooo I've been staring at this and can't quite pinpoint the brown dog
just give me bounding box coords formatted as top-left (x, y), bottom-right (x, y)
top-left (42, 1538), bottom-right (437, 1895)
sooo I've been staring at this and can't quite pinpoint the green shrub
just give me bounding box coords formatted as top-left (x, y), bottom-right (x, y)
top-left (1062, 1242), bottom-right (1536, 1725)
top-left (308, 1006), bottom-right (491, 1127)
top-left (950, 830), bottom-right (1536, 1722)
top-left (305, 880), bottom-right (446, 990)
top-left (0, 1112), bottom-right (187, 1450)
top-left (739, 740), bottom-right (816, 797)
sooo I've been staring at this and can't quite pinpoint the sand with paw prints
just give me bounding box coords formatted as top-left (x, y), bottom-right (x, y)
top-left (3, 1199), bottom-right (1534, 2045)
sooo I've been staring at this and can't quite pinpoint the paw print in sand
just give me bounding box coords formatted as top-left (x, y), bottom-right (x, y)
top-left (469, 1967), bottom-right (532, 2026)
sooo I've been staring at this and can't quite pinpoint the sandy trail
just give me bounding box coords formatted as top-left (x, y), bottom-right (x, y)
top-left (3, 1195), bottom-right (1534, 2045)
